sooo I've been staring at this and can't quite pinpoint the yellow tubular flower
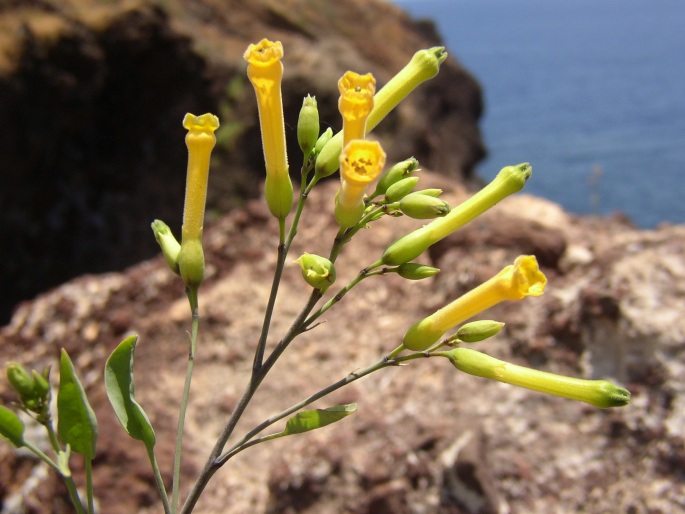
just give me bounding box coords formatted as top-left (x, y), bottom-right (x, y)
top-left (178, 113), bottom-right (219, 288)
top-left (244, 39), bottom-right (293, 219)
top-left (335, 140), bottom-right (386, 228)
top-left (338, 71), bottom-right (376, 148)
top-left (314, 47), bottom-right (447, 180)
top-left (403, 255), bottom-right (547, 350)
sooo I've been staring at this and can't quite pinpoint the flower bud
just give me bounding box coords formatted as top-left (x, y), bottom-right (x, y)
top-left (414, 188), bottom-right (443, 198)
top-left (395, 263), bottom-right (440, 280)
top-left (6, 363), bottom-right (34, 399)
top-left (399, 192), bottom-right (450, 219)
top-left (297, 95), bottom-right (319, 157)
top-left (371, 157), bottom-right (420, 199)
top-left (385, 176), bottom-right (419, 203)
top-left (445, 347), bottom-right (631, 408)
top-left (313, 127), bottom-right (333, 158)
top-left (382, 163), bottom-right (532, 266)
top-left (295, 253), bottom-right (336, 292)
top-left (31, 368), bottom-right (51, 399)
top-left (455, 320), bottom-right (505, 343)
top-left (151, 219), bottom-right (181, 275)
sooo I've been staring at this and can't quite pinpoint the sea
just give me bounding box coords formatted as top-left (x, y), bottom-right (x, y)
top-left (393, 0), bottom-right (685, 228)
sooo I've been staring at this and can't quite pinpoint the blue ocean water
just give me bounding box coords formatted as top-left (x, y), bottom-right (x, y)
top-left (394, 0), bottom-right (685, 227)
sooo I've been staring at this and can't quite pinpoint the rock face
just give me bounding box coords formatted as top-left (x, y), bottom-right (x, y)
top-left (0, 0), bottom-right (484, 324)
top-left (1, 171), bottom-right (684, 513)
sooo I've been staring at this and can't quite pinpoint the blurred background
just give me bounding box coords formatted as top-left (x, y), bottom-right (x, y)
top-left (395, 0), bottom-right (685, 228)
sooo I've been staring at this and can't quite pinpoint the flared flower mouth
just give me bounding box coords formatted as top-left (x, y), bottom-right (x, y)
top-left (340, 140), bottom-right (386, 186)
top-left (243, 39), bottom-right (284, 67)
top-left (497, 255), bottom-right (547, 300)
top-left (182, 113), bottom-right (220, 135)
top-left (338, 71), bottom-right (376, 121)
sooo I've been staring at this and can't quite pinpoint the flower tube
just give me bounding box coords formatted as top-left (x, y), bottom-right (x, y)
top-left (403, 255), bottom-right (547, 350)
top-left (335, 140), bottom-right (386, 228)
top-left (178, 113), bottom-right (219, 288)
top-left (244, 39), bottom-right (293, 219)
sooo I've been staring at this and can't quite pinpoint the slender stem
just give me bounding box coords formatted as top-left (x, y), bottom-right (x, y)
top-left (180, 290), bottom-right (322, 514)
top-left (43, 419), bottom-right (62, 454)
top-left (171, 286), bottom-right (200, 514)
top-left (85, 458), bottom-right (95, 514)
top-left (303, 268), bottom-right (378, 329)
top-left (218, 352), bottom-right (428, 464)
top-left (147, 443), bottom-right (172, 514)
top-left (24, 441), bottom-right (86, 514)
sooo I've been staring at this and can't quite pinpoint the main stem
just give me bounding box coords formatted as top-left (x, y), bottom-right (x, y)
top-left (172, 286), bottom-right (200, 514)
top-left (180, 173), bottom-right (319, 514)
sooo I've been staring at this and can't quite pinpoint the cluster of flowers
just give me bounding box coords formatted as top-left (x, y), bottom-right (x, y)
top-left (154, 38), bottom-right (630, 409)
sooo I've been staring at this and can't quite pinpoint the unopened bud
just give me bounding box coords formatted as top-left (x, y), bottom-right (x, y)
top-left (295, 253), bottom-right (336, 292)
top-left (371, 157), bottom-right (419, 198)
top-left (455, 320), bottom-right (505, 343)
top-left (445, 348), bottom-right (631, 408)
top-left (395, 263), bottom-right (440, 280)
top-left (385, 176), bottom-right (419, 203)
top-left (297, 95), bottom-right (319, 157)
top-left (6, 363), bottom-right (34, 399)
top-left (399, 192), bottom-right (450, 219)
top-left (151, 219), bottom-right (181, 275)
top-left (313, 127), bottom-right (333, 158)
top-left (31, 369), bottom-right (51, 398)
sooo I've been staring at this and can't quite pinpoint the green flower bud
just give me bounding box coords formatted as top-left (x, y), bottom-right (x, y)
top-left (314, 132), bottom-right (343, 180)
top-left (384, 176), bottom-right (420, 203)
top-left (297, 95), bottom-right (319, 157)
top-left (6, 363), bottom-right (34, 399)
top-left (313, 127), bottom-right (333, 158)
top-left (399, 192), bottom-right (450, 219)
top-left (0, 405), bottom-right (25, 448)
top-left (444, 348), bottom-right (631, 408)
top-left (455, 320), bottom-right (505, 343)
top-left (295, 253), bottom-right (336, 292)
top-left (414, 188), bottom-right (443, 198)
top-left (395, 263), bottom-right (440, 280)
top-left (178, 238), bottom-right (205, 288)
top-left (382, 163), bottom-right (532, 266)
top-left (31, 368), bottom-right (51, 399)
top-left (151, 219), bottom-right (181, 275)
top-left (371, 157), bottom-right (420, 198)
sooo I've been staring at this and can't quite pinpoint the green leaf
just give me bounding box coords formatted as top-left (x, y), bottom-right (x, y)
top-left (0, 405), bottom-right (25, 448)
top-left (282, 403), bottom-right (357, 436)
top-left (104, 336), bottom-right (156, 447)
top-left (57, 349), bottom-right (98, 459)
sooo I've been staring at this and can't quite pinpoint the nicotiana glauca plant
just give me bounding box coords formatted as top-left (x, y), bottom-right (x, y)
top-left (0, 39), bottom-right (631, 514)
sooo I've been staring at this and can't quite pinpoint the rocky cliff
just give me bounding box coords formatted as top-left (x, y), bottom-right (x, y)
top-left (0, 0), bottom-right (484, 324)
top-left (1, 172), bottom-right (684, 513)
top-left (2, 1), bottom-right (684, 514)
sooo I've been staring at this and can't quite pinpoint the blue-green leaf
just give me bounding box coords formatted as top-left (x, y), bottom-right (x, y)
top-left (282, 403), bottom-right (357, 435)
top-left (104, 336), bottom-right (155, 447)
top-left (57, 349), bottom-right (98, 459)
top-left (0, 405), bottom-right (25, 448)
